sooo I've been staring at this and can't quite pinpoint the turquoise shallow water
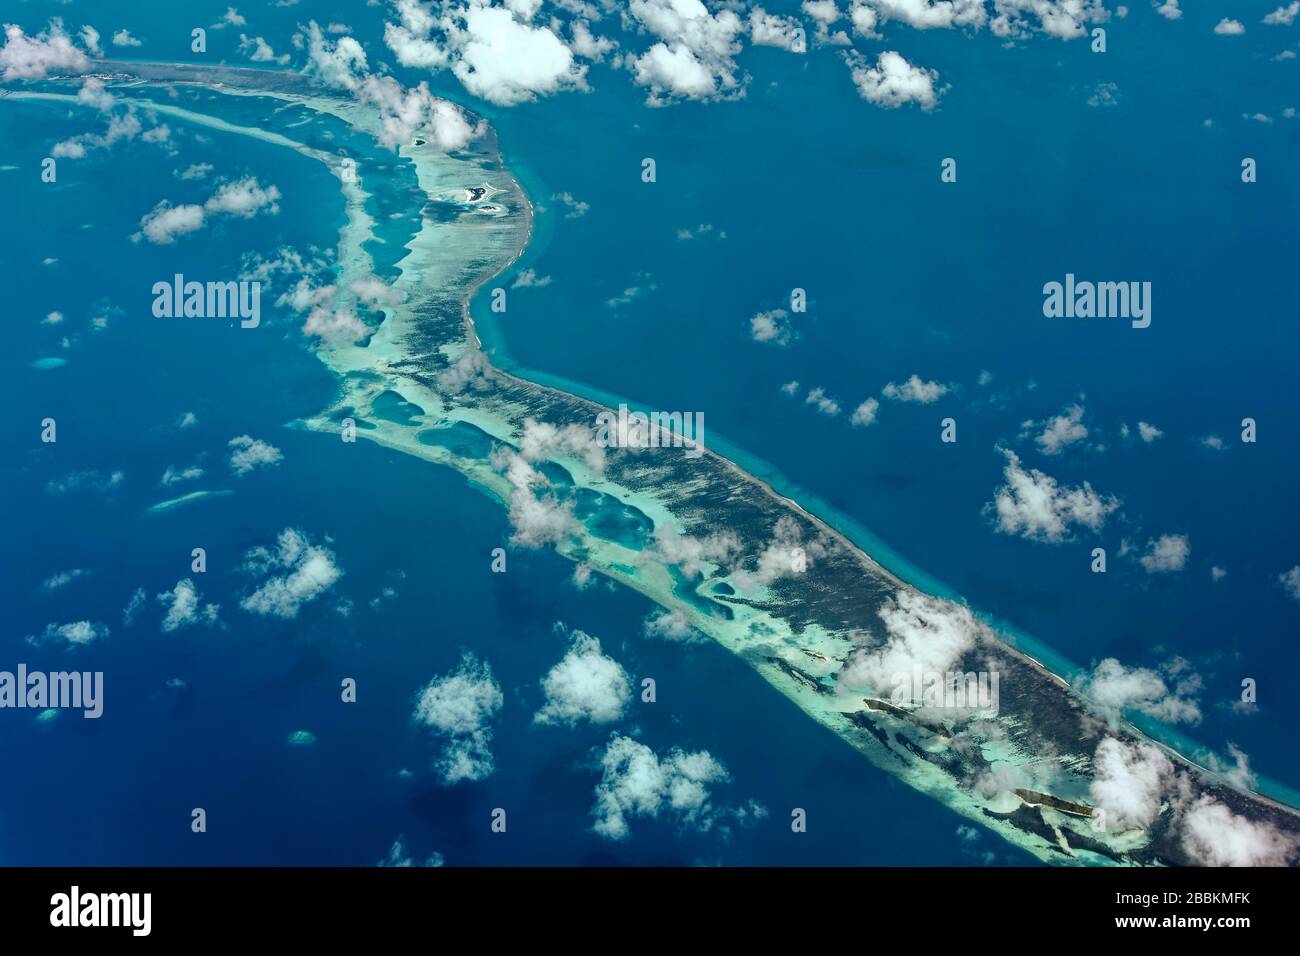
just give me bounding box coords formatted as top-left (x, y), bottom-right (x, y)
top-left (2, 0), bottom-right (1299, 864)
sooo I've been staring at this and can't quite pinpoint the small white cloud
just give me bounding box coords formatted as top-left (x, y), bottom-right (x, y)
top-left (850, 397), bottom-right (880, 428)
top-left (213, 7), bottom-right (247, 29)
top-left (1087, 81), bottom-right (1120, 109)
top-left (750, 8), bottom-right (807, 52)
top-left (27, 620), bottom-right (109, 648)
top-left (437, 349), bottom-right (493, 393)
top-left (1090, 737), bottom-right (1174, 831)
top-left (569, 19), bottom-right (618, 63)
top-left (732, 515), bottom-right (828, 591)
top-left (590, 734), bottom-right (732, 840)
top-left (77, 26), bottom-right (102, 57)
top-left (1029, 403), bottom-right (1089, 456)
top-left (1138, 533), bottom-right (1190, 574)
top-left (625, 0), bottom-right (748, 105)
top-left (882, 374), bottom-right (948, 404)
top-left (570, 563), bottom-right (596, 590)
top-left (1077, 657), bottom-right (1202, 726)
top-left (413, 652), bottom-right (504, 784)
top-left (239, 34), bottom-right (290, 66)
top-left (652, 524), bottom-right (741, 578)
top-left (161, 464), bottom-right (205, 486)
top-left (1263, 3), bottom-right (1300, 26)
top-left (381, 4), bottom-right (590, 106)
top-left (676, 223), bottom-right (725, 241)
top-left (137, 202), bottom-right (206, 245)
top-left (846, 50), bottom-right (942, 110)
top-left (303, 305), bottom-right (371, 348)
top-left (351, 275), bottom-right (403, 308)
top-left (302, 19), bottom-right (483, 151)
top-left (492, 446), bottom-right (580, 549)
top-left (749, 308), bottom-right (791, 345)
top-left (176, 163), bottom-right (213, 181)
top-left (838, 590), bottom-right (988, 698)
top-left (0, 21), bottom-right (91, 80)
top-left (551, 191), bottom-right (589, 218)
top-left (76, 77), bottom-right (116, 112)
top-left (1180, 796), bottom-right (1299, 865)
top-left (239, 528), bottom-right (342, 619)
top-left (605, 273), bottom-right (656, 308)
top-left (989, 0), bottom-right (1107, 39)
top-left (377, 837), bottom-right (444, 867)
top-left (228, 435), bottom-right (283, 476)
top-left (204, 176), bottom-right (281, 218)
top-left (136, 176), bottom-right (280, 245)
top-left (1203, 743), bottom-right (1257, 791)
top-left (518, 416), bottom-right (606, 473)
top-left (41, 569), bottom-right (88, 592)
top-left (1213, 18), bottom-right (1245, 36)
top-left (511, 268), bottom-right (552, 289)
top-left (802, 0), bottom-right (851, 46)
top-left (123, 588), bottom-right (147, 627)
top-left (987, 449), bottom-right (1118, 543)
top-left (866, 0), bottom-right (987, 31)
top-left (804, 387), bottom-right (841, 416)
top-left (46, 470), bottom-right (125, 496)
top-left (1279, 565), bottom-right (1300, 602)
top-left (456, 7), bottom-right (588, 105)
top-left (642, 608), bottom-right (700, 642)
top-left (54, 94), bottom-right (169, 160)
top-left (156, 578), bottom-right (220, 633)
top-left (534, 627), bottom-right (631, 726)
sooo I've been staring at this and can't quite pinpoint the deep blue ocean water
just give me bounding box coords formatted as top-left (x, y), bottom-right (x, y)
top-left (1, 0), bottom-right (1297, 864)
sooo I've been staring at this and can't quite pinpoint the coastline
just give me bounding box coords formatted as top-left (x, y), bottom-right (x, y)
top-left (15, 61), bottom-right (1300, 863)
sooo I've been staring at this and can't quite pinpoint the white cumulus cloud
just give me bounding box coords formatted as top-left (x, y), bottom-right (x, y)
top-left (1138, 533), bottom-right (1190, 574)
top-left (1028, 402), bottom-right (1089, 455)
top-left (239, 528), bottom-right (343, 619)
top-left (838, 590), bottom-right (988, 697)
top-left (1076, 657), bottom-right (1202, 727)
top-left (413, 652), bottom-right (504, 784)
top-left (846, 50), bottom-right (942, 110)
top-left (590, 734), bottom-right (732, 839)
top-left (1180, 796), bottom-right (1299, 866)
top-left (987, 448), bottom-right (1118, 543)
top-left (227, 435), bottom-right (283, 476)
top-left (534, 627), bottom-right (631, 726)
top-left (1089, 737), bottom-right (1174, 831)
top-left (27, 620), bottom-right (109, 648)
top-left (625, 0), bottom-right (748, 105)
top-left (0, 21), bottom-right (91, 80)
top-left (882, 373), bottom-right (949, 403)
top-left (156, 578), bottom-right (221, 633)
